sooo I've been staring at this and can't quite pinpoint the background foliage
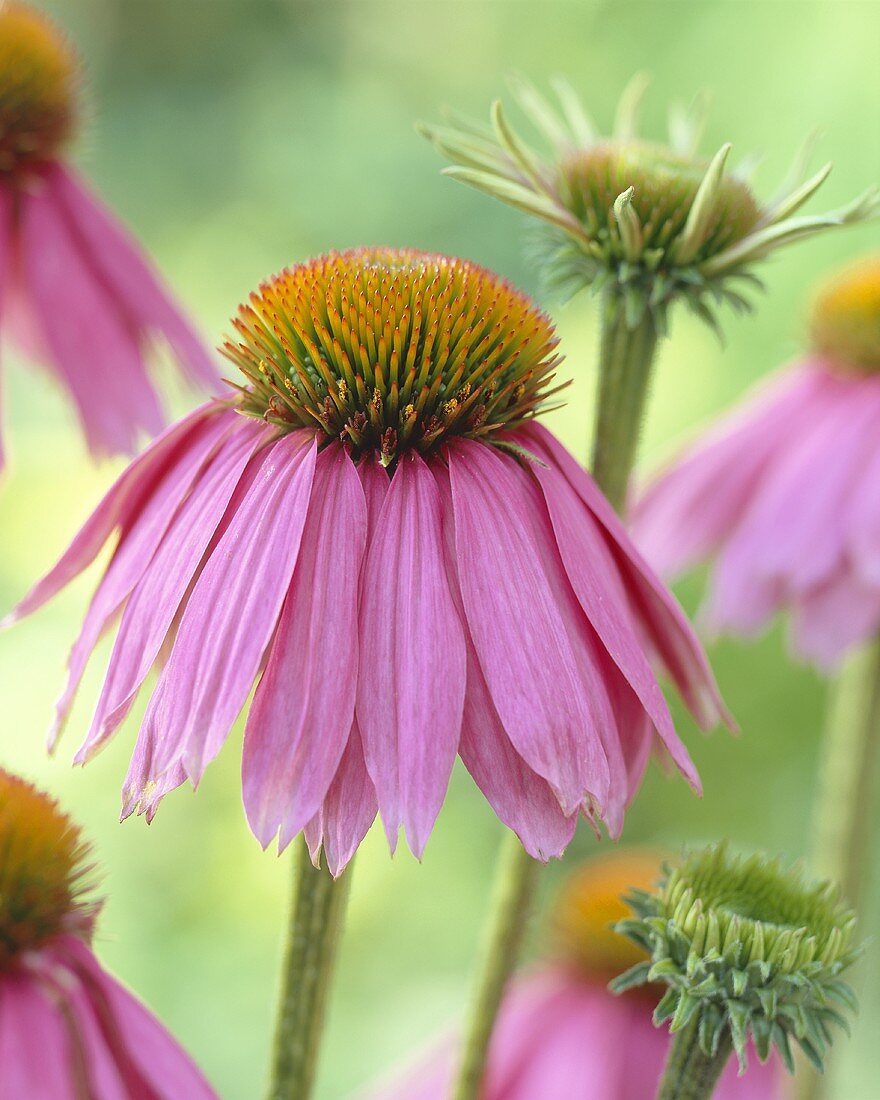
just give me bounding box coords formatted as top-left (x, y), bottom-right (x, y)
top-left (1, 1), bottom-right (878, 1096)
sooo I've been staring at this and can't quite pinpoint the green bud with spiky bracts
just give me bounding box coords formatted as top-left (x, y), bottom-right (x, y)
top-left (420, 76), bottom-right (879, 338)
top-left (611, 843), bottom-right (860, 1083)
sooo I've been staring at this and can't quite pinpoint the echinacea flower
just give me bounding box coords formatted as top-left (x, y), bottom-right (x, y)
top-left (0, 767), bottom-right (217, 1098)
top-left (0, 2), bottom-right (217, 469)
top-left (632, 255), bottom-right (880, 668)
top-left (421, 78), bottom-right (878, 336)
top-left (4, 248), bottom-right (727, 873)
top-left (371, 851), bottom-right (785, 1099)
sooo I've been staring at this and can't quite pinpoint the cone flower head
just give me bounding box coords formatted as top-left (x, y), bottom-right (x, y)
top-left (4, 248), bottom-right (729, 871)
top-left (0, 767), bottom-right (217, 1096)
top-left (0, 2), bottom-right (217, 472)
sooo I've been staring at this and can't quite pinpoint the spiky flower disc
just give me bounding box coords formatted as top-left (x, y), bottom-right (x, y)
top-left (422, 78), bottom-right (879, 334)
top-left (223, 248), bottom-right (564, 467)
top-left (0, 769), bottom-right (97, 969)
top-left (611, 843), bottom-right (859, 1075)
top-left (810, 254), bottom-right (880, 373)
top-left (0, 3), bottom-right (78, 175)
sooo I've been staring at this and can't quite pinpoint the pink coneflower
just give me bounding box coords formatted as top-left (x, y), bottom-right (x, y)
top-left (373, 852), bottom-right (785, 1100)
top-left (632, 255), bottom-right (880, 669)
top-left (0, 3), bottom-right (217, 469)
top-left (0, 767), bottom-right (217, 1098)
top-left (5, 248), bottom-right (727, 872)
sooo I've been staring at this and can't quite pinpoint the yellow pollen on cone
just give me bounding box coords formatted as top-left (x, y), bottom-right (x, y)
top-left (0, 3), bottom-right (78, 174)
top-left (810, 255), bottom-right (880, 373)
top-left (0, 769), bottom-right (96, 968)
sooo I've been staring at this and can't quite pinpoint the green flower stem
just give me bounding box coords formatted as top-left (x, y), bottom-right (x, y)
top-left (452, 836), bottom-right (539, 1100)
top-left (800, 636), bottom-right (880, 1100)
top-left (591, 294), bottom-right (660, 513)
top-left (267, 842), bottom-right (352, 1100)
top-left (451, 290), bottom-right (661, 1100)
top-left (656, 1016), bottom-right (734, 1100)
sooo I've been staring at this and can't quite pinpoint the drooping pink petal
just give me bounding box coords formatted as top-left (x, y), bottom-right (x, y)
top-left (458, 637), bottom-right (577, 860)
top-left (78, 419), bottom-right (266, 762)
top-left (49, 165), bottom-right (218, 390)
top-left (1, 402), bottom-right (221, 628)
top-left (304, 721), bottom-right (378, 878)
top-left (792, 574), bottom-right (880, 670)
top-left (712, 375), bottom-right (875, 602)
top-left (531, 453), bottom-right (691, 775)
top-left (447, 438), bottom-right (610, 817)
top-left (56, 936), bottom-right (218, 1100)
top-left (0, 976), bottom-right (75, 1099)
top-left (523, 422), bottom-right (729, 732)
top-left (18, 184), bottom-right (164, 457)
top-left (849, 410), bottom-right (880, 587)
top-left (48, 410), bottom-right (240, 748)
top-left (357, 451), bottom-right (466, 856)
top-left (630, 366), bottom-right (824, 578)
top-left (243, 442), bottom-right (367, 851)
top-left (140, 431), bottom-right (317, 788)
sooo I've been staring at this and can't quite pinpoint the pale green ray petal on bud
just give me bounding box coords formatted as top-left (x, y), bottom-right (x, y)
top-left (509, 74), bottom-right (572, 149)
top-left (550, 75), bottom-right (597, 146)
top-left (613, 187), bottom-right (643, 261)
top-left (760, 161), bottom-right (833, 227)
top-left (613, 71), bottom-right (650, 141)
top-left (668, 89), bottom-right (712, 157)
top-left (440, 166), bottom-right (589, 240)
top-left (490, 99), bottom-right (549, 192)
top-left (671, 143), bottom-right (733, 264)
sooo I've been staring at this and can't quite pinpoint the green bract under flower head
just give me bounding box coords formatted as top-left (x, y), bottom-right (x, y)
top-left (0, 3), bottom-right (78, 175)
top-left (223, 247), bottom-right (564, 468)
top-left (0, 769), bottom-right (98, 969)
top-left (611, 843), bottom-right (859, 1075)
top-left (421, 77), bottom-right (879, 335)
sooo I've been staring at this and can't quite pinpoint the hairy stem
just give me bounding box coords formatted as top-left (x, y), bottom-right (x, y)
top-left (267, 843), bottom-right (352, 1100)
top-left (656, 1016), bottom-right (734, 1100)
top-left (591, 294), bottom-right (660, 513)
top-left (800, 636), bottom-right (880, 1100)
top-left (451, 291), bottom-right (661, 1100)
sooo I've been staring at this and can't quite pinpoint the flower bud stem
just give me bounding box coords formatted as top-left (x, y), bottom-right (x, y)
top-left (656, 1016), bottom-right (734, 1100)
top-left (451, 288), bottom-right (660, 1100)
top-left (267, 842), bottom-right (352, 1100)
top-left (591, 293), bottom-right (660, 512)
top-left (800, 635), bottom-right (880, 1100)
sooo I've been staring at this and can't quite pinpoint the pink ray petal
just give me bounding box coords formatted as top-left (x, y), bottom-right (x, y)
top-left (523, 422), bottom-right (729, 732)
top-left (357, 451), bottom-right (466, 856)
top-left (1, 402), bottom-right (222, 628)
top-left (77, 419), bottom-right (266, 762)
top-left (0, 976), bottom-right (75, 1099)
top-left (304, 721), bottom-right (378, 878)
top-left (49, 165), bottom-right (218, 390)
top-left (48, 410), bottom-right (239, 749)
top-left (18, 185), bottom-right (164, 457)
top-left (447, 438), bottom-right (610, 816)
top-left (141, 431), bottom-right (317, 787)
top-left (243, 442), bottom-right (367, 851)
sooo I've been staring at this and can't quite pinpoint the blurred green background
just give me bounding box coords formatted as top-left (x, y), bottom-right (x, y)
top-left (1, 1), bottom-right (878, 1096)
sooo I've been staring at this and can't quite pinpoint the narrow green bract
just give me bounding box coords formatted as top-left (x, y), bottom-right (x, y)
top-left (611, 843), bottom-right (860, 1076)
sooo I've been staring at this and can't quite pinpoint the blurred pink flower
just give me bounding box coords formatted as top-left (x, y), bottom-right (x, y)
top-left (0, 769), bottom-right (217, 1099)
top-left (633, 257), bottom-right (880, 669)
top-left (4, 250), bottom-right (727, 872)
top-left (0, 4), bottom-right (217, 471)
top-left (375, 969), bottom-right (785, 1100)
